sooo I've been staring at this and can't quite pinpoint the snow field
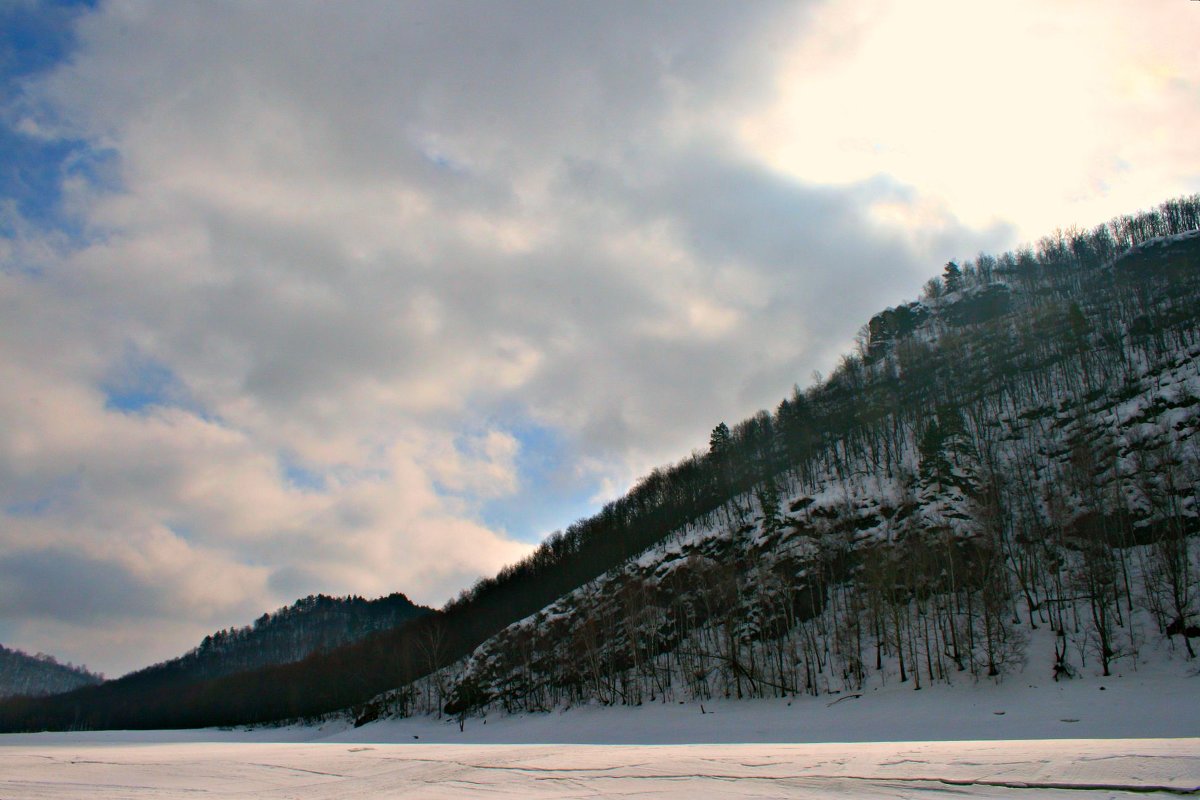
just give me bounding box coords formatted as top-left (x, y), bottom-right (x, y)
top-left (2, 664), bottom-right (1196, 798)
top-left (0, 739), bottom-right (1196, 798)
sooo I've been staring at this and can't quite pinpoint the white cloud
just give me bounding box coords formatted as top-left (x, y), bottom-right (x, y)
top-left (740, 0), bottom-right (1200, 237)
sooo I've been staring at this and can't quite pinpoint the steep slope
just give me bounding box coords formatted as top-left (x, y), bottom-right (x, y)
top-left (0, 645), bottom-right (102, 699)
top-left (358, 208), bottom-right (1200, 723)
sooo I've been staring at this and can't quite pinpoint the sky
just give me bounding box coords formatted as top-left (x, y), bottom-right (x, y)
top-left (1, 0), bottom-right (1197, 677)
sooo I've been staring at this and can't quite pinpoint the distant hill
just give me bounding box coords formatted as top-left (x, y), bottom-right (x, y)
top-left (120, 592), bottom-right (432, 684)
top-left (0, 592), bottom-right (430, 730)
top-left (0, 645), bottom-right (102, 699)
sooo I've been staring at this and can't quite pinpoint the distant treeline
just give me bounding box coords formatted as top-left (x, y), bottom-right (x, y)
top-left (0, 645), bottom-right (103, 700)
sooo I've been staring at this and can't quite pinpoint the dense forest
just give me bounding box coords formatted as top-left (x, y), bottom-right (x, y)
top-left (0, 645), bottom-right (102, 699)
top-left (140, 592), bottom-right (431, 683)
top-left (1, 195), bottom-right (1197, 732)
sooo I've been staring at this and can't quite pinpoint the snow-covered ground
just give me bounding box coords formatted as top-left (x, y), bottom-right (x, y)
top-left (1, 739), bottom-right (1197, 798)
top-left (2, 663), bottom-right (1196, 797)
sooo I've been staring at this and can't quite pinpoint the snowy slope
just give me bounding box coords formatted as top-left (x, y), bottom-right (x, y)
top-left (348, 228), bottom-right (1200, 728)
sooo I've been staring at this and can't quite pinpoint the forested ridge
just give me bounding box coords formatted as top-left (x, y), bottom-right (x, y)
top-left (0, 592), bottom-right (429, 729)
top-left (1, 195), bottom-right (1197, 732)
top-left (129, 592), bottom-right (431, 684)
top-left (0, 645), bottom-right (102, 699)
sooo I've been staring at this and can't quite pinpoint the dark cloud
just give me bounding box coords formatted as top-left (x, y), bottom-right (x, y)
top-left (0, 548), bottom-right (163, 624)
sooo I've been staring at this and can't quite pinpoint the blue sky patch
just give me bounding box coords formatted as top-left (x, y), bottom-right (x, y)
top-left (4, 496), bottom-right (53, 517)
top-left (1, 0), bottom-right (109, 237)
top-left (101, 349), bottom-right (196, 415)
top-left (479, 421), bottom-right (601, 543)
top-left (0, 1), bottom-right (95, 82)
top-left (279, 452), bottom-right (328, 493)
top-left (166, 524), bottom-right (195, 542)
top-left (4, 471), bottom-right (81, 518)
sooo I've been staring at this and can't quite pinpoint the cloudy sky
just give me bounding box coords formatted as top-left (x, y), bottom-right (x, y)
top-left (1, 0), bottom-right (1197, 677)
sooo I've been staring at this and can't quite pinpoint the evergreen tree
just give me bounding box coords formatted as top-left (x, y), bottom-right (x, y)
top-left (709, 422), bottom-right (732, 457)
top-left (943, 261), bottom-right (963, 293)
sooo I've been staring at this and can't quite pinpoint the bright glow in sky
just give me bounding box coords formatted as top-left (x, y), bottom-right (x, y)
top-left (743, 0), bottom-right (1200, 235)
top-left (0, 0), bottom-right (1197, 676)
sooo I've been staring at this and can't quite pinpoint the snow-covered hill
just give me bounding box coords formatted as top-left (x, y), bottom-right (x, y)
top-left (354, 223), bottom-right (1200, 728)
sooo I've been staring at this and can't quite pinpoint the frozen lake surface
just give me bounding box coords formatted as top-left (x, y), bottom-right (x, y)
top-left (1, 738), bottom-right (1198, 798)
top-left (2, 664), bottom-right (1196, 797)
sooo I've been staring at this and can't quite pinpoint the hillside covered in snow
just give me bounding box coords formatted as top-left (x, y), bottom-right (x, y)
top-left (356, 198), bottom-right (1200, 726)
